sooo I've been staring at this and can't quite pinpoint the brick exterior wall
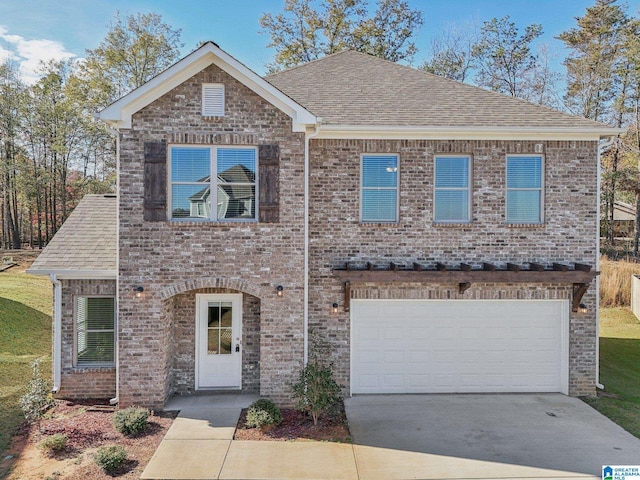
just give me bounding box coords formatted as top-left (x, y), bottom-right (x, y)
top-left (117, 63), bottom-right (305, 408)
top-left (57, 279), bottom-right (116, 400)
top-left (307, 139), bottom-right (598, 397)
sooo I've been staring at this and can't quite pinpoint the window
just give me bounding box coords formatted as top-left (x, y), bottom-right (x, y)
top-left (75, 297), bottom-right (115, 367)
top-left (169, 146), bottom-right (257, 221)
top-left (434, 156), bottom-right (471, 223)
top-left (506, 155), bottom-right (544, 223)
top-left (361, 154), bottom-right (399, 222)
top-left (202, 84), bottom-right (224, 116)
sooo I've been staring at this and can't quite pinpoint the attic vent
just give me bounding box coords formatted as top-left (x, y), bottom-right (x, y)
top-left (202, 83), bottom-right (224, 116)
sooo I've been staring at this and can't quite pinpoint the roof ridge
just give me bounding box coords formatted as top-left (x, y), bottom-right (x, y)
top-left (266, 49), bottom-right (359, 78)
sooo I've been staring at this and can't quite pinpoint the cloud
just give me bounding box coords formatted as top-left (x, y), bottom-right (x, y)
top-left (0, 25), bottom-right (76, 83)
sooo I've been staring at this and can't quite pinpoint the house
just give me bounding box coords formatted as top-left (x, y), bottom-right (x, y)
top-left (28, 42), bottom-right (619, 409)
top-left (609, 200), bottom-right (636, 238)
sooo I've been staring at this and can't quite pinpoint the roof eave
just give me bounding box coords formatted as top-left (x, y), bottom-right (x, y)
top-left (26, 269), bottom-right (117, 280)
top-left (314, 125), bottom-right (623, 141)
top-left (97, 42), bottom-right (317, 132)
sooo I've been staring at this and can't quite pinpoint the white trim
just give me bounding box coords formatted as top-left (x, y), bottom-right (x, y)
top-left (349, 298), bottom-right (570, 396)
top-left (28, 269), bottom-right (117, 279)
top-left (433, 154), bottom-right (473, 224)
top-left (360, 153), bottom-right (400, 223)
top-left (505, 154), bottom-right (545, 225)
top-left (314, 125), bottom-right (622, 141)
top-left (98, 42), bottom-right (316, 132)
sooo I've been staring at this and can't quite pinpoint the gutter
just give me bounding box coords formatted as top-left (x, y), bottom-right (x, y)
top-left (49, 274), bottom-right (62, 393)
top-left (304, 120), bottom-right (322, 364)
top-left (596, 135), bottom-right (616, 391)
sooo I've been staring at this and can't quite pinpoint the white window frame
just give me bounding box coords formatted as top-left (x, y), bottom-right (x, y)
top-left (73, 295), bottom-right (116, 368)
top-left (202, 83), bottom-right (225, 116)
top-left (433, 154), bottom-right (472, 223)
top-left (360, 153), bottom-right (400, 223)
top-left (168, 145), bottom-right (259, 222)
top-left (505, 154), bottom-right (545, 224)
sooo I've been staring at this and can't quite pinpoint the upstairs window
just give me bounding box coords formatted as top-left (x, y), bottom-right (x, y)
top-left (506, 155), bottom-right (544, 224)
top-left (361, 154), bottom-right (399, 222)
top-left (434, 156), bottom-right (471, 223)
top-left (75, 296), bottom-right (115, 367)
top-left (202, 84), bottom-right (224, 116)
top-left (170, 146), bottom-right (257, 221)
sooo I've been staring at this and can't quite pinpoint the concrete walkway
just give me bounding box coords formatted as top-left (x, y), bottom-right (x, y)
top-left (140, 394), bottom-right (606, 480)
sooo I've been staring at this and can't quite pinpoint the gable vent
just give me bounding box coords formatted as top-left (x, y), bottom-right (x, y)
top-left (202, 83), bottom-right (225, 116)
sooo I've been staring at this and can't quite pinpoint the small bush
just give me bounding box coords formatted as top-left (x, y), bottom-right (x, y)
top-left (245, 398), bottom-right (282, 428)
top-left (20, 359), bottom-right (54, 427)
top-left (113, 406), bottom-right (150, 436)
top-left (38, 433), bottom-right (67, 454)
top-left (94, 445), bottom-right (127, 473)
top-left (292, 360), bottom-right (343, 426)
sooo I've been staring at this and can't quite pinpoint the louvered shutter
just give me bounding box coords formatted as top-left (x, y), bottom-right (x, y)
top-left (258, 145), bottom-right (279, 223)
top-left (202, 84), bottom-right (225, 116)
top-left (144, 141), bottom-right (167, 221)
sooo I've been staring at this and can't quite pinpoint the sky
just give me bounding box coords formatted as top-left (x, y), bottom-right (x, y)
top-left (1, 0), bottom-right (640, 83)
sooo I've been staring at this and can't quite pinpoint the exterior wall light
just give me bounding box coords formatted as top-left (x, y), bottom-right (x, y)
top-left (276, 285), bottom-right (284, 297)
top-left (134, 286), bottom-right (144, 298)
top-left (578, 303), bottom-right (587, 313)
top-left (331, 302), bottom-right (339, 314)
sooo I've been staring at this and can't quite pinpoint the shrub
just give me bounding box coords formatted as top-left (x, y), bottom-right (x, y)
top-left (19, 359), bottom-right (54, 427)
top-left (94, 445), bottom-right (127, 473)
top-left (38, 433), bottom-right (67, 454)
top-left (245, 398), bottom-right (282, 428)
top-left (113, 406), bottom-right (150, 436)
top-left (291, 360), bottom-right (343, 426)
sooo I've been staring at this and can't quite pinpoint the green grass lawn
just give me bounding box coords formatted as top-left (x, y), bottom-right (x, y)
top-left (583, 307), bottom-right (640, 439)
top-left (0, 267), bottom-right (51, 468)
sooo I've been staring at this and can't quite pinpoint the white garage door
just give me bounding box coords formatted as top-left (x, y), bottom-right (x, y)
top-left (351, 300), bottom-right (568, 394)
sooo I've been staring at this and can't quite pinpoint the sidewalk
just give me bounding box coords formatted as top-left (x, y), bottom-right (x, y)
top-left (140, 395), bottom-right (598, 480)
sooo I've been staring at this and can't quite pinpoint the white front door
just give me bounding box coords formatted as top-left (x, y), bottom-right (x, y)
top-left (196, 294), bottom-right (242, 389)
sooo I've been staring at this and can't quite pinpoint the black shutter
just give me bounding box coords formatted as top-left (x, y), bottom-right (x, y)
top-left (143, 141), bottom-right (167, 222)
top-left (258, 144), bottom-right (279, 223)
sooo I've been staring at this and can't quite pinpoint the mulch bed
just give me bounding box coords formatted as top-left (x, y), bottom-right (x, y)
top-left (234, 405), bottom-right (351, 442)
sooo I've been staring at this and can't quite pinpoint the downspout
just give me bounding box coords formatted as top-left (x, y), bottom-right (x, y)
top-left (105, 122), bottom-right (120, 406)
top-left (304, 119), bottom-right (321, 364)
top-left (596, 136), bottom-right (615, 390)
top-left (49, 274), bottom-right (62, 393)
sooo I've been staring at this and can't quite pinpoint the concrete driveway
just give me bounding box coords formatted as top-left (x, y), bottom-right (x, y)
top-left (345, 394), bottom-right (640, 478)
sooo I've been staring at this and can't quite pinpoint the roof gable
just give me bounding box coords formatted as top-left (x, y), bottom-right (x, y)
top-left (267, 50), bottom-right (619, 140)
top-left (98, 42), bottom-right (316, 132)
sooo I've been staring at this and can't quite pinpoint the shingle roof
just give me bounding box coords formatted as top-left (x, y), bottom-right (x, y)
top-left (266, 50), bottom-right (611, 130)
top-left (28, 195), bottom-right (117, 274)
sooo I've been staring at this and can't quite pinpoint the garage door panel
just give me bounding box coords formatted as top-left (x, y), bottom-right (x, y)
top-left (351, 300), bottom-right (567, 394)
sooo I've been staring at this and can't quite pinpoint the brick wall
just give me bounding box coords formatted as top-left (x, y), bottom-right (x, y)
top-left (118, 63), bottom-right (305, 408)
top-left (308, 139), bottom-right (598, 397)
top-left (57, 279), bottom-right (116, 400)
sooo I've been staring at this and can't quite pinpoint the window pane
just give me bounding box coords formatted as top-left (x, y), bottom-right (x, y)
top-left (362, 156), bottom-right (398, 187)
top-left (507, 156), bottom-right (542, 188)
top-left (172, 184), bottom-right (211, 219)
top-left (207, 329), bottom-right (220, 354)
top-left (435, 157), bottom-right (469, 188)
top-left (171, 147), bottom-right (210, 182)
top-left (220, 303), bottom-right (232, 327)
top-left (217, 185), bottom-right (255, 219)
top-left (362, 190), bottom-right (397, 222)
top-left (434, 190), bottom-right (469, 222)
top-left (208, 304), bottom-right (220, 328)
top-left (507, 190), bottom-right (541, 223)
top-left (78, 331), bottom-right (115, 364)
top-left (86, 298), bottom-right (115, 329)
top-left (217, 149), bottom-right (256, 182)
top-left (220, 328), bottom-right (232, 354)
